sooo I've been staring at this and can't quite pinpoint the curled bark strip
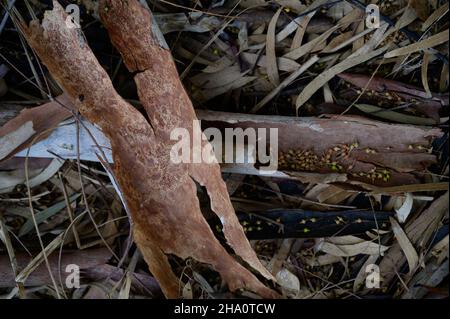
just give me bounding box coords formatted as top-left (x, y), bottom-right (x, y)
top-left (197, 111), bottom-right (442, 187)
top-left (0, 95), bottom-right (72, 161)
top-left (22, 1), bottom-right (276, 298)
top-left (99, 0), bottom-right (275, 286)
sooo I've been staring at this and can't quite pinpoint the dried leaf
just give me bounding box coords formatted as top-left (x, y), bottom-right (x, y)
top-left (390, 217), bottom-right (419, 274)
top-left (0, 248), bottom-right (111, 288)
top-left (190, 65), bottom-right (246, 89)
top-left (322, 28), bottom-right (373, 54)
top-left (421, 2), bottom-right (449, 31)
top-left (266, 8), bottom-right (282, 86)
top-left (322, 31), bottom-right (353, 53)
top-left (192, 75), bottom-right (257, 102)
top-left (409, 0), bottom-right (429, 21)
top-left (370, 182), bottom-right (449, 195)
top-left (351, 23), bottom-right (389, 57)
top-left (354, 104), bottom-right (439, 125)
top-left (290, 11), bottom-right (315, 50)
top-left (284, 25), bottom-right (339, 60)
top-left (250, 55), bottom-right (318, 113)
top-left (421, 52), bottom-right (432, 98)
top-left (241, 52), bottom-right (300, 72)
top-left (326, 235), bottom-right (365, 245)
top-left (296, 46), bottom-right (388, 111)
top-left (275, 268), bottom-right (300, 298)
top-left (395, 193), bottom-right (414, 223)
top-left (378, 192), bottom-right (449, 286)
top-left (395, 5), bottom-right (418, 30)
top-left (15, 233), bottom-right (64, 284)
top-left (384, 29), bottom-right (449, 59)
top-left (154, 12), bottom-right (221, 34)
top-left (19, 193), bottom-right (81, 237)
top-left (317, 240), bottom-right (389, 257)
top-left (0, 158), bottom-right (64, 194)
top-left (402, 259), bottom-right (449, 299)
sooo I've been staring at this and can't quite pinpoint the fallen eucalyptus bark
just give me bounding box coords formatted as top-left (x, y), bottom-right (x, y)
top-left (198, 111), bottom-right (442, 187)
top-left (20, 1), bottom-right (277, 298)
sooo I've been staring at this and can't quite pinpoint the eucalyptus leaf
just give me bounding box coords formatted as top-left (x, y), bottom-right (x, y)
top-left (19, 193), bottom-right (81, 237)
top-left (354, 104), bottom-right (438, 125)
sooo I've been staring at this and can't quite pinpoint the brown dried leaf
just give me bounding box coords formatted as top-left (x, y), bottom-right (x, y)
top-left (295, 46), bottom-right (388, 111)
top-left (317, 240), bottom-right (389, 257)
top-left (422, 2), bottom-right (449, 31)
top-left (384, 29), bottom-right (449, 59)
top-left (421, 52), bottom-right (433, 98)
top-left (266, 8), bottom-right (282, 87)
top-left (390, 217), bottom-right (419, 274)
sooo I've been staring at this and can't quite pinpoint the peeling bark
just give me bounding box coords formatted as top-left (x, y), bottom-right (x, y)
top-left (198, 111), bottom-right (442, 187)
top-left (0, 95), bottom-right (72, 161)
top-left (20, 1), bottom-right (277, 298)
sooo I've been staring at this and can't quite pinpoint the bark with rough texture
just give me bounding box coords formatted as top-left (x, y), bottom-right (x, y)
top-left (21, 1), bottom-right (277, 298)
top-left (197, 111), bottom-right (442, 187)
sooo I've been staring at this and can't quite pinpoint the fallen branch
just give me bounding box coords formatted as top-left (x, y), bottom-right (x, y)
top-left (198, 111), bottom-right (442, 187)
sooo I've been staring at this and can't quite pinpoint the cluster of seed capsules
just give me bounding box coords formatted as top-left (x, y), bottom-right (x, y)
top-left (277, 142), bottom-right (392, 182)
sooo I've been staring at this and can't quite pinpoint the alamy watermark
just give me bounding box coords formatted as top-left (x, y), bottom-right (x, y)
top-left (65, 4), bottom-right (80, 29)
top-left (65, 264), bottom-right (80, 289)
top-left (366, 4), bottom-right (380, 29)
top-left (170, 120), bottom-right (278, 174)
top-left (365, 264), bottom-right (381, 289)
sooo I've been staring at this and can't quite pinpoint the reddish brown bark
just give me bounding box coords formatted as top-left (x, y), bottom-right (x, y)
top-left (21, 1), bottom-right (277, 298)
top-left (198, 111), bottom-right (442, 187)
